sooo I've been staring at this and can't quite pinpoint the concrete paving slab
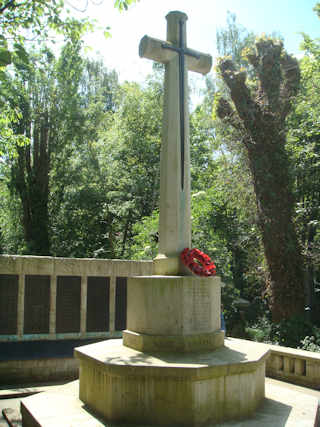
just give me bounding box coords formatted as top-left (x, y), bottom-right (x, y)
top-left (0, 381), bottom-right (69, 399)
top-left (2, 407), bottom-right (21, 426)
top-left (19, 378), bottom-right (319, 426)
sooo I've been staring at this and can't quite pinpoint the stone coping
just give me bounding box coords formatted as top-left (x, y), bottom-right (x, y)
top-left (130, 275), bottom-right (220, 280)
top-left (0, 254), bottom-right (153, 263)
top-left (268, 343), bottom-right (320, 361)
top-left (75, 337), bottom-right (270, 379)
top-left (0, 254), bottom-right (153, 276)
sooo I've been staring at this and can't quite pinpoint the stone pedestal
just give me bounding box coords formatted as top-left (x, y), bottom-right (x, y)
top-left (75, 338), bottom-right (269, 426)
top-left (74, 274), bottom-right (269, 426)
top-left (123, 275), bottom-right (224, 352)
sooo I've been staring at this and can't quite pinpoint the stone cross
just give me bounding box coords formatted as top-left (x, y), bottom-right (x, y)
top-left (139, 11), bottom-right (212, 274)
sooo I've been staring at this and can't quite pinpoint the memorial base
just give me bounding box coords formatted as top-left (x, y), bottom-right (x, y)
top-left (123, 329), bottom-right (224, 352)
top-left (74, 338), bottom-right (269, 426)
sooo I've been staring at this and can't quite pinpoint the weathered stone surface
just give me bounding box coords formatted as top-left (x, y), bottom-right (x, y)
top-left (0, 255), bottom-right (153, 341)
top-left (123, 329), bottom-right (224, 352)
top-left (18, 376), bottom-right (320, 427)
top-left (2, 407), bottom-right (21, 426)
top-left (125, 275), bottom-right (221, 350)
top-left (139, 35), bottom-right (212, 74)
top-left (140, 11), bottom-right (212, 272)
top-left (75, 338), bottom-right (269, 426)
top-left (266, 343), bottom-right (320, 389)
top-left (0, 358), bottom-right (78, 385)
top-left (0, 255), bottom-right (153, 277)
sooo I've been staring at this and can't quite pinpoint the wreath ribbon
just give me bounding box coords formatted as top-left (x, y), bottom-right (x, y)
top-left (181, 248), bottom-right (216, 277)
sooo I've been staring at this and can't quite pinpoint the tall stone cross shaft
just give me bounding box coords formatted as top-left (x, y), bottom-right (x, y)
top-left (139, 11), bottom-right (212, 274)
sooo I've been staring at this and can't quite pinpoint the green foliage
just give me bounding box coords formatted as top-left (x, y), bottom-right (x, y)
top-left (0, 180), bottom-right (25, 253)
top-left (190, 101), bottom-right (217, 191)
top-left (2, 6), bottom-right (320, 346)
top-left (0, 41), bottom-right (87, 254)
top-left (215, 21), bottom-right (305, 321)
top-left (287, 30), bottom-right (320, 323)
top-left (246, 317), bottom-right (273, 343)
top-left (50, 58), bottom-right (120, 258)
top-left (0, 46), bottom-right (11, 66)
top-left (216, 12), bottom-right (255, 70)
top-left (299, 329), bottom-right (320, 352)
top-left (0, 0), bottom-right (90, 42)
top-left (269, 316), bottom-right (312, 348)
top-left (246, 315), bottom-right (319, 349)
top-left (130, 211), bottom-right (159, 260)
top-left (313, 2), bottom-right (320, 19)
top-left (114, 0), bottom-right (139, 11)
top-left (221, 282), bottom-right (241, 337)
top-left (50, 73), bottom-right (162, 259)
top-left (0, 0), bottom-right (138, 72)
top-left (0, 107), bottom-right (29, 158)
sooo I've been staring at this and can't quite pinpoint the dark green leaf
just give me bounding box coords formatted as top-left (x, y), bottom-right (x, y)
top-left (0, 48), bottom-right (12, 66)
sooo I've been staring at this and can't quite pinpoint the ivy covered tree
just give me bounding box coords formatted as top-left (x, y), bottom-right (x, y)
top-left (216, 38), bottom-right (305, 322)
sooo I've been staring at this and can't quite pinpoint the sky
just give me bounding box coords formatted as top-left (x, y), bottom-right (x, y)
top-left (69, 0), bottom-right (320, 84)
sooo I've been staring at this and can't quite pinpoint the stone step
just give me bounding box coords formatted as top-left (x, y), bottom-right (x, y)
top-left (19, 378), bottom-right (319, 427)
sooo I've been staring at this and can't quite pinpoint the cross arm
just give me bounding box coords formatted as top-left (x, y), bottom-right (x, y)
top-left (139, 35), bottom-right (212, 75)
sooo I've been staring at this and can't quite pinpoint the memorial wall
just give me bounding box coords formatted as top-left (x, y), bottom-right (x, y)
top-left (0, 255), bottom-right (153, 342)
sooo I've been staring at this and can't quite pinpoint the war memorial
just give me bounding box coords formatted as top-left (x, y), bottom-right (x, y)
top-left (0, 10), bottom-right (318, 427)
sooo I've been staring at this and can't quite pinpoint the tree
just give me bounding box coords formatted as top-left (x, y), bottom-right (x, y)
top-left (101, 79), bottom-right (162, 258)
top-left (49, 74), bottom-right (162, 259)
top-left (287, 31), bottom-right (320, 323)
top-left (0, 0), bottom-right (138, 40)
top-left (216, 12), bottom-right (255, 71)
top-left (0, 1), bottom-right (91, 69)
top-left (4, 41), bottom-right (84, 254)
top-left (0, 0), bottom-right (139, 68)
top-left (50, 58), bottom-right (120, 258)
top-left (216, 38), bottom-right (305, 322)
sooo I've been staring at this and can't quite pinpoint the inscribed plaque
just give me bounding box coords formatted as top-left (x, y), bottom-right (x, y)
top-left (24, 275), bottom-right (50, 334)
top-left (0, 275), bottom-right (18, 334)
top-left (56, 276), bottom-right (81, 333)
top-left (87, 276), bottom-right (110, 332)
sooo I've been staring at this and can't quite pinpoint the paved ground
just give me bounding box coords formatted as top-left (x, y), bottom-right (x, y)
top-left (0, 399), bottom-right (21, 426)
top-left (0, 378), bottom-right (319, 426)
top-left (0, 381), bottom-right (69, 426)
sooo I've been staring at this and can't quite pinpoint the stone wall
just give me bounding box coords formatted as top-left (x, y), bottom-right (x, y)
top-left (1, 255), bottom-right (319, 391)
top-left (0, 255), bottom-right (153, 342)
top-left (266, 344), bottom-right (320, 390)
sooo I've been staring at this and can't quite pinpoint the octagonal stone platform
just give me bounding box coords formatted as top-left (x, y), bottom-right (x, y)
top-left (75, 338), bottom-right (270, 426)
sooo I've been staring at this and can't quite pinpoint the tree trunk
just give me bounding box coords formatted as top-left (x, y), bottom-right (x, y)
top-left (217, 39), bottom-right (305, 321)
top-left (247, 136), bottom-right (305, 321)
top-left (13, 113), bottom-right (50, 255)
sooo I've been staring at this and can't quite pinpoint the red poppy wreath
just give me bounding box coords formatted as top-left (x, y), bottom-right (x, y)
top-left (181, 248), bottom-right (216, 277)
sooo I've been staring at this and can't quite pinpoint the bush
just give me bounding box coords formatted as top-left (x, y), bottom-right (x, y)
top-left (246, 317), bottom-right (273, 343)
top-left (246, 315), bottom-right (319, 350)
top-left (221, 283), bottom-right (244, 337)
top-left (299, 328), bottom-right (320, 352)
top-left (269, 315), bottom-right (313, 348)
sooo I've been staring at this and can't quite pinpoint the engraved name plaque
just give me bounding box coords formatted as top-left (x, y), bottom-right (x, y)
top-left (87, 276), bottom-right (110, 332)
